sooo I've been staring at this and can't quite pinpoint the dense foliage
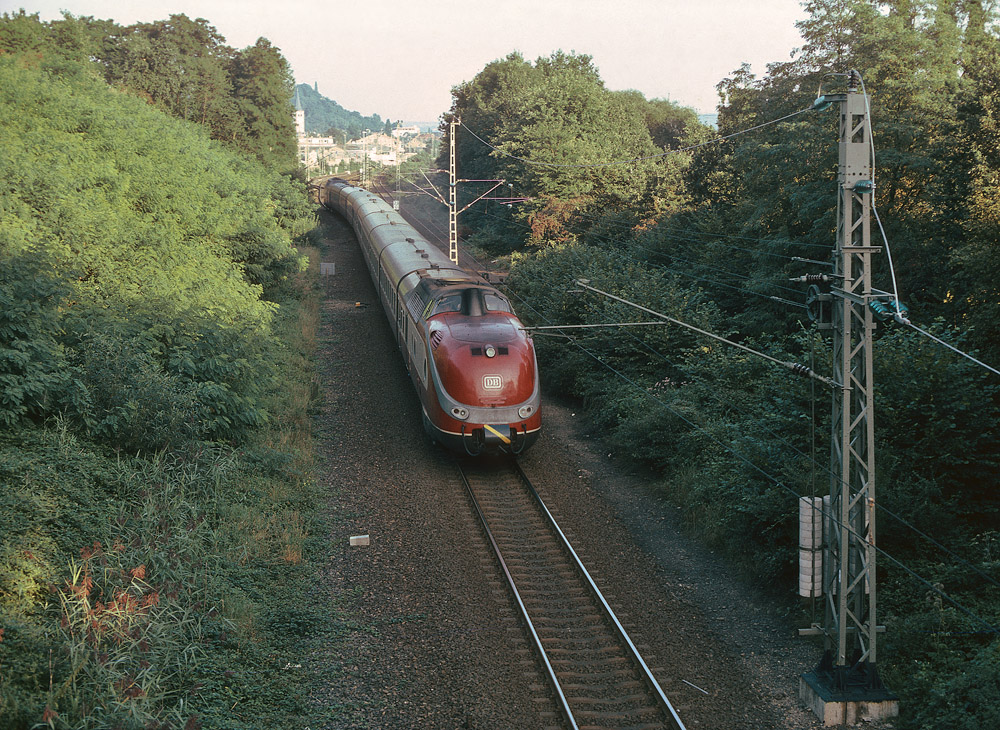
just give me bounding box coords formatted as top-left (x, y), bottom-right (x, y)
top-left (0, 10), bottom-right (299, 171)
top-left (447, 4), bottom-right (1000, 727)
top-left (0, 12), bottom-right (333, 728)
top-left (294, 82), bottom-right (386, 139)
top-left (0, 54), bottom-right (311, 445)
top-left (442, 50), bottom-right (710, 254)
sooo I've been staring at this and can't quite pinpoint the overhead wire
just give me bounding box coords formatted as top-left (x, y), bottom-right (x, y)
top-left (501, 283), bottom-right (1000, 635)
top-left (904, 321), bottom-right (1000, 377)
top-left (624, 241), bottom-right (807, 297)
top-left (853, 73), bottom-right (998, 377)
top-left (556, 273), bottom-right (1000, 591)
top-left (856, 72), bottom-right (904, 320)
top-left (612, 243), bottom-right (807, 309)
top-left (385, 146), bottom-right (1000, 594)
top-left (551, 202), bottom-right (833, 254)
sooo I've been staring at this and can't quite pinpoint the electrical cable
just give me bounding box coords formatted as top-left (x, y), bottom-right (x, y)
top-left (384, 139), bottom-right (1000, 580)
top-left (554, 203), bottom-right (833, 253)
top-left (476, 209), bottom-right (808, 310)
top-left (904, 321), bottom-right (1000, 377)
top-left (502, 285), bottom-right (1000, 635)
top-left (625, 241), bottom-right (808, 297)
top-left (612, 245), bottom-right (807, 309)
top-left (573, 279), bottom-right (835, 386)
top-left (563, 280), bottom-right (1000, 592)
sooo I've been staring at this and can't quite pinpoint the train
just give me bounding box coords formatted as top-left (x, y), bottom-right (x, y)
top-left (320, 178), bottom-right (541, 455)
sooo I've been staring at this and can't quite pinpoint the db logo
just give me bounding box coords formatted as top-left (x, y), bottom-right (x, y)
top-left (483, 375), bottom-right (503, 389)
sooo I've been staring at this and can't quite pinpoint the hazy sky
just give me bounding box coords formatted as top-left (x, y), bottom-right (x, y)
top-left (5, 0), bottom-right (808, 122)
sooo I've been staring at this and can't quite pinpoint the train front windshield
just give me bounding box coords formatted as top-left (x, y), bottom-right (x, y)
top-left (425, 288), bottom-right (513, 319)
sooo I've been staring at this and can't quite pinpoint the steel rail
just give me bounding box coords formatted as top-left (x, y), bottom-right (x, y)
top-left (460, 459), bottom-right (687, 730)
top-left (512, 461), bottom-right (687, 730)
top-left (457, 463), bottom-right (579, 730)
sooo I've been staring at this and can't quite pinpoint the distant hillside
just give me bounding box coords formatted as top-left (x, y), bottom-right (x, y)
top-left (295, 83), bottom-right (384, 137)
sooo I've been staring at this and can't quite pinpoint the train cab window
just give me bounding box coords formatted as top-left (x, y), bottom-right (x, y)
top-left (483, 292), bottom-right (512, 313)
top-left (427, 293), bottom-right (464, 317)
top-left (423, 287), bottom-right (506, 319)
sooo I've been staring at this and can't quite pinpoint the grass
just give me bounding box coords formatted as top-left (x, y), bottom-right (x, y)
top-left (0, 235), bottom-right (349, 729)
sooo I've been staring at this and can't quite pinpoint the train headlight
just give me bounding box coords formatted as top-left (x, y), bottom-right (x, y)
top-left (518, 405), bottom-right (533, 419)
top-left (485, 345), bottom-right (497, 358)
top-left (451, 407), bottom-right (469, 420)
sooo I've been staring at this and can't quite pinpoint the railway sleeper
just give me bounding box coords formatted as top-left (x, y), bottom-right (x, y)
top-left (528, 604), bottom-right (605, 616)
top-left (535, 624), bottom-right (610, 637)
top-left (505, 566), bottom-right (577, 579)
top-left (550, 655), bottom-right (631, 669)
top-left (518, 585), bottom-right (583, 597)
top-left (566, 693), bottom-right (657, 706)
top-left (518, 588), bottom-right (590, 601)
top-left (501, 548), bottom-right (570, 559)
top-left (544, 645), bottom-right (627, 658)
top-left (555, 668), bottom-right (635, 682)
top-left (577, 723), bottom-right (666, 730)
top-left (475, 500), bottom-right (541, 512)
top-left (497, 547), bottom-right (565, 559)
top-left (539, 635), bottom-right (619, 647)
top-left (546, 652), bottom-right (632, 666)
top-left (573, 707), bottom-right (662, 722)
top-left (492, 520), bottom-right (554, 530)
top-left (532, 613), bottom-right (604, 626)
top-left (559, 679), bottom-right (644, 693)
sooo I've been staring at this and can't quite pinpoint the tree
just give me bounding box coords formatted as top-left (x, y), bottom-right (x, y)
top-left (1, 13), bottom-right (301, 172)
top-left (230, 38), bottom-right (297, 170)
top-left (443, 51), bottom-right (705, 253)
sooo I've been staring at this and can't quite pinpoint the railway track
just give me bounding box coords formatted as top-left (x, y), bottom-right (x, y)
top-left (460, 458), bottom-right (686, 730)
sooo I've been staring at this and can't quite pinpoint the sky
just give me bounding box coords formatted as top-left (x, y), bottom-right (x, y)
top-left (4, 0), bottom-right (809, 123)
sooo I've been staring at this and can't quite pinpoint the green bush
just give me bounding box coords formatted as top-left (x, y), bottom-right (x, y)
top-left (0, 54), bottom-right (312, 448)
top-left (0, 250), bottom-right (70, 426)
top-left (74, 333), bottom-right (205, 452)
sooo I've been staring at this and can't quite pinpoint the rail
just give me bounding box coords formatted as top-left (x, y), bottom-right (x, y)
top-left (459, 459), bottom-right (686, 730)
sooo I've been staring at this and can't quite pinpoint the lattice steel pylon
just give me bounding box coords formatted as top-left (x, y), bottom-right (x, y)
top-left (800, 72), bottom-right (897, 723)
top-left (449, 117), bottom-right (459, 264)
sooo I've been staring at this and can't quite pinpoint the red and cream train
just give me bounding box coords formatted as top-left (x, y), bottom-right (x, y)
top-left (321, 178), bottom-right (541, 455)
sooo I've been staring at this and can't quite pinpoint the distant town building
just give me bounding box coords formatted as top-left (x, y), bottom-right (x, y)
top-left (406, 133), bottom-right (437, 152)
top-left (293, 95), bottom-right (433, 169)
top-left (391, 125), bottom-right (421, 138)
top-left (346, 132), bottom-right (408, 166)
top-left (299, 137), bottom-right (347, 167)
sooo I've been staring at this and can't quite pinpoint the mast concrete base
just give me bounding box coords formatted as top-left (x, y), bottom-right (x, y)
top-left (800, 670), bottom-right (899, 726)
